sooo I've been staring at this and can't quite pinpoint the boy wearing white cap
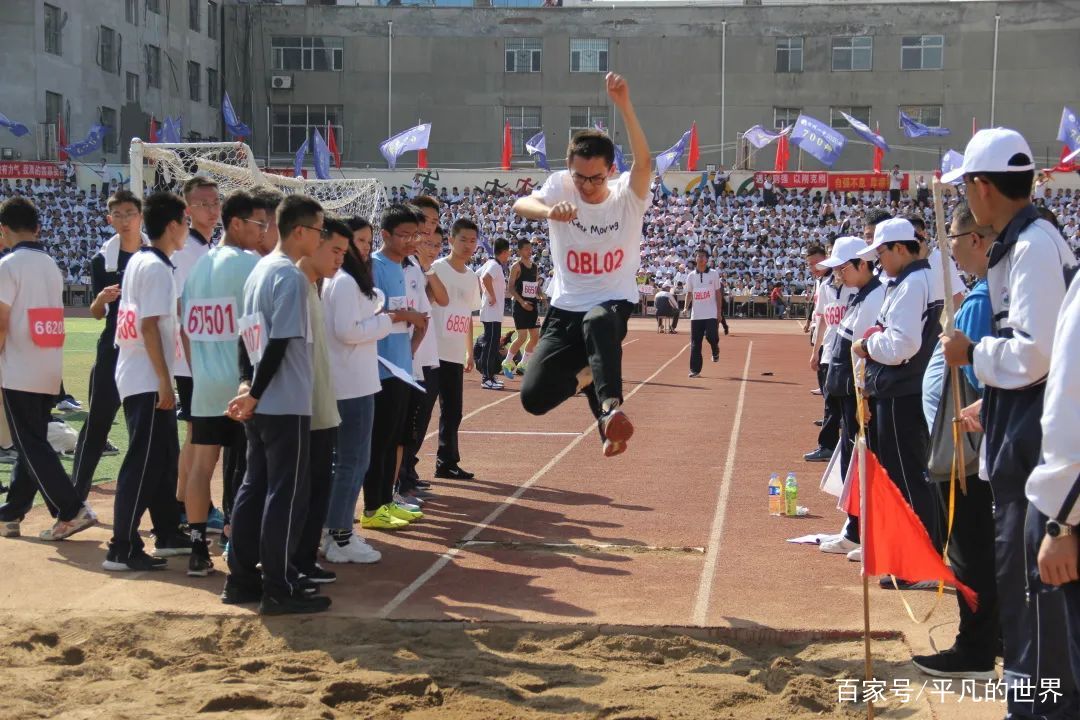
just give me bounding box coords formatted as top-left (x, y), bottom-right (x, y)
top-left (941, 128), bottom-right (1078, 717)
top-left (818, 236), bottom-right (885, 558)
top-left (852, 218), bottom-right (944, 563)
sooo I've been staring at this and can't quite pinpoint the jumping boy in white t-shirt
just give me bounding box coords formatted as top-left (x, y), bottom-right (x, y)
top-left (512, 72), bottom-right (651, 457)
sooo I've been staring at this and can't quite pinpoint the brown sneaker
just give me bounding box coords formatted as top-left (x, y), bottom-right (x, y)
top-left (599, 408), bottom-right (634, 458)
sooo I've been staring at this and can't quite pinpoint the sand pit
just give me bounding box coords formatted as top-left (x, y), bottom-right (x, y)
top-left (0, 613), bottom-right (929, 719)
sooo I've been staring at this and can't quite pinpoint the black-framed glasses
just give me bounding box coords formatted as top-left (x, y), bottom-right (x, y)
top-left (299, 224), bottom-right (330, 239)
top-left (571, 172), bottom-right (607, 187)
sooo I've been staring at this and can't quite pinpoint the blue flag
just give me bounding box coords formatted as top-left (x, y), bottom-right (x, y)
top-left (614, 144), bottom-right (629, 173)
top-left (161, 115), bottom-right (183, 143)
top-left (839, 112), bottom-right (889, 153)
top-left (655, 128), bottom-right (691, 177)
top-left (899, 111), bottom-right (950, 138)
top-left (789, 114), bottom-right (846, 168)
top-left (63, 123), bottom-right (110, 158)
top-left (380, 123), bottom-right (431, 170)
top-left (313, 128), bottom-right (331, 180)
top-left (0, 112), bottom-right (29, 138)
top-left (941, 149), bottom-right (964, 182)
top-left (742, 124), bottom-right (784, 150)
top-left (1057, 106), bottom-right (1080, 152)
top-left (293, 137), bottom-right (308, 178)
top-left (222, 91), bottom-right (250, 138)
top-left (524, 131), bottom-right (549, 171)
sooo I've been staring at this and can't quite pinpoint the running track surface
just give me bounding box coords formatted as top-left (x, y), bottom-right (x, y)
top-left (2, 318), bottom-right (982, 711)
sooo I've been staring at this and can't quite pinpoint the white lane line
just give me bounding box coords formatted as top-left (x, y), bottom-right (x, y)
top-left (622, 338), bottom-right (639, 347)
top-left (458, 430), bottom-right (581, 436)
top-left (377, 342), bottom-right (689, 619)
top-left (691, 341), bottom-right (753, 626)
top-left (422, 392), bottom-right (518, 442)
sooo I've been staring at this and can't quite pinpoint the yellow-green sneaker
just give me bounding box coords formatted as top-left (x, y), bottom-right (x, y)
top-left (360, 506), bottom-right (409, 530)
top-left (501, 359), bottom-right (516, 379)
top-left (387, 502), bottom-right (422, 522)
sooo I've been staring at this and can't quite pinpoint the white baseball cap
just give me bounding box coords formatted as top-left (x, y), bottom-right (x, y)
top-left (940, 128), bottom-right (1035, 184)
top-left (817, 236), bottom-right (867, 269)
top-left (858, 218), bottom-right (916, 257)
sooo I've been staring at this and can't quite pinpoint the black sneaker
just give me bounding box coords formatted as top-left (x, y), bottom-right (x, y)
top-left (416, 480), bottom-right (432, 489)
top-left (301, 564), bottom-right (337, 584)
top-left (879, 577), bottom-right (940, 591)
top-left (102, 548), bottom-right (167, 572)
top-left (260, 590), bottom-right (332, 616)
top-left (912, 648), bottom-right (997, 680)
top-left (153, 532), bottom-right (193, 557)
top-left (297, 576), bottom-right (321, 595)
top-left (813, 419), bottom-right (824, 427)
top-left (101, 440), bottom-right (120, 456)
top-left (187, 544), bottom-right (215, 577)
top-left (712, 353), bottom-right (719, 363)
top-left (221, 576), bottom-right (263, 605)
top-left (803, 446), bottom-right (833, 462)
top-left (434, 463), bottom-right (475, 480)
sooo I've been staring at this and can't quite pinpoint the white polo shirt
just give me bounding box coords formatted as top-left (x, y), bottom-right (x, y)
top-left (0, 242), bottom-right (66, 395)
top-left (114, 247), bottom-right (179, 400)
top-left (685, 268), bottom-right (721, 321)
top-left (170, 228), bottom-right (212, 377)
top-left (478, 258), bottom-right (506, 322)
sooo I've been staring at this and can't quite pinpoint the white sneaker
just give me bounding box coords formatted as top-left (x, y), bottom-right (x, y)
top-left (847, 546), bottom-right (863, 562)
top-left (820, 536), bottom-right (859, 554)
top-left (323, 534), bottom-right (382, 564)
top-left (393, 493), bottom-right (421, 512)
top-left (481, 379), bottom-right (503, 390)
top-left (39, 505), bottom-right (98, 541)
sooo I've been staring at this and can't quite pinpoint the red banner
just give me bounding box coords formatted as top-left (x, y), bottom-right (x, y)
top-left (0, 161), bottom-right (65, 180)
top-left (828, 173), bottom-right (909, 192)
top-left (262, 167), bottom-right (308, 179)
top-left (753, 171), bottom-right (829, 188)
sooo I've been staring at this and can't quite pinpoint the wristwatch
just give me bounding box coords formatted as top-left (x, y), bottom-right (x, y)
top-left (1046, 519), bottom-right (1075, 538)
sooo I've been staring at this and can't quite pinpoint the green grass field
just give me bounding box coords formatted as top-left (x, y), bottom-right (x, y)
top-left (1, 317), bottom-right (128, 493)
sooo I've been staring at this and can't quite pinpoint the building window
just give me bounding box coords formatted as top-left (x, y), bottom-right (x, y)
top-left (505, 38), bottom-right (541, 73)
top-left (207, 68), bottom-right (218, 107)
top-left (271, 36), bottom-right (344, 72)
top-left (570, 106), bottom-right (609, 137)
top-left (832, 35), bottom-right (873, 71)
top-left (570, 38), bottom-right (608, 73)
top-left (44, 3), bottom-right (62, 55)
top-left (830, 106), bottom-right (872, 129)
top-left (901, 35), bottom-right (943, 70)
top-left (270, 104), bottom-right (343, 155)
top-left (188, 61), bottom-right (201, 102)
top-left (773, 107), bottom-right (800, 131)
top-left (125, 0), bottom-right (138, 25)
top-left (146, 0), bottom-right (160, 13)
top-left (45, 91), bottom-right (63, 129)
top-left (504, 106), bottom-right (541, 158)
top-left (188, 0), bottom-right (200, 31)
top-left (126, 72), bottom-right (140, 104)
top-left (98, 26), bottom-right (117, 73)
top-left (899, 104), bottom-right (943, 129)
top-left (146, 45), bottom-right (161, 88)
top-left (100, 107), bottom-right (117, 153)
top-left (207, 1), bottom-right (218, 40)
top-left (775, 37), bottom-right (803, 73)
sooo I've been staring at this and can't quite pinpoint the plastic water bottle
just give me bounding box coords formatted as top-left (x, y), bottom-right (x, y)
top-left (784, 472), bottom-right (798, 517)
top-left (768, 473), bottom-right (782, 515)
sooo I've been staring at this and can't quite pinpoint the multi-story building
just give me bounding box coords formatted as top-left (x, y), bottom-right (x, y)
top-left (223, 0), bottom-right (1080, 172)
top-left (0, 0), bottom-right (222, 164)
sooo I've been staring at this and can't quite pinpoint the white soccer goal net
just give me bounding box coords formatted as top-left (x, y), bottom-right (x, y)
top-left (129, 139), bottom-right (386, 222)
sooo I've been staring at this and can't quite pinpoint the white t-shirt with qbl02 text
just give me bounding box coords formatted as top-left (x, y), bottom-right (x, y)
top-left (0, 243), bottom-right (66, 395)
top-left (532, 170), bottom-right (649, 312)
top-left (114, 247), bottom-right (179, 401)
top-left (431, 257), bottom-right (480, 365)
top-left (478, 258), bottom-right (506, 322)
top-left (686, 269), bottom-right (721, 321)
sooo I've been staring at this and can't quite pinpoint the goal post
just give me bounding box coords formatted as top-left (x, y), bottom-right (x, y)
top-left (129, 139), bottom-right (386, 222)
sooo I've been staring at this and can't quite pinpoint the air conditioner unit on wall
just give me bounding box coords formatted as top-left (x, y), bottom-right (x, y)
top-left (271, 75), bottom-right (293, 90)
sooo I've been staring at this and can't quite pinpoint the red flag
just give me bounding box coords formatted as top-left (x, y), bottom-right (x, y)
top-left (687, 122), bottom-right (700, 172)
top-left (1046, 145), bottom-right (1079, 176)
top-left (417, 149), bottom-right (428, 169)
top-left (501, 122), bottom-right (512, 171)
top-left (326, 124), bottom-right (341, 168)
top-left (844, 448), bottom-right (979, 611)
top-left (872, 143), bottom-right (884, 173)
top-left (149, 117), bottom-right (159, 143)
top-left (57, 113), bottom-right (68, 161)
top-left (774, 134), bottom-right (789, 172)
